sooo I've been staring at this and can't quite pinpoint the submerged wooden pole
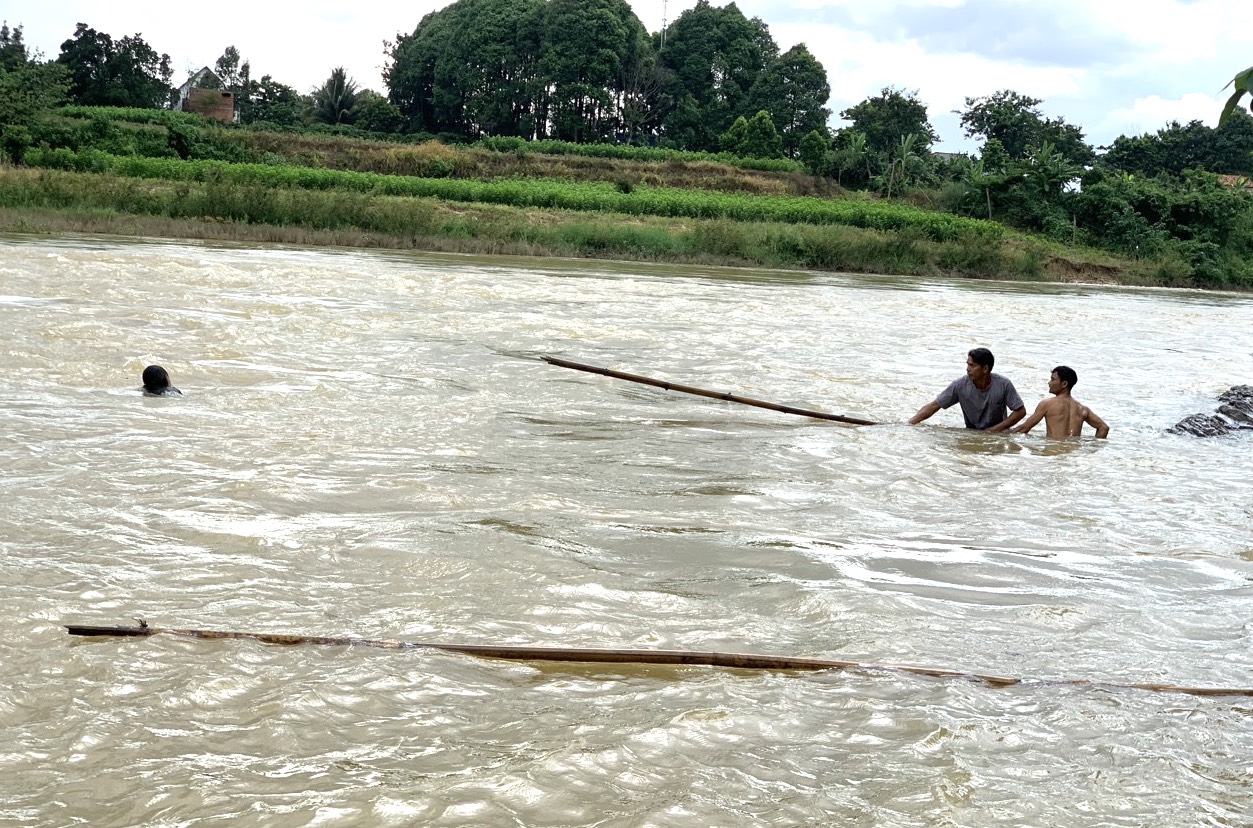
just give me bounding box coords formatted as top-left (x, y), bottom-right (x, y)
top-left (542, 356), bottom-right (877, 426)
top-left (65, 624), bottom-right (1251, 698)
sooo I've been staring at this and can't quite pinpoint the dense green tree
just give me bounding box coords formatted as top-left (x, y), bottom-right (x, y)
top-left (745, 43), bottom-right (830, 157)
top-left (798, 129), bottom-right (829, 176)
top-left (355, 91), bottom-right (405, 133)
top-left (958, 90), bottom-right (1041, 160)
top-left (958, 89), bottom-right (1094, 166)
top-left (657, 0), bottom-right (778, 151)
top-left (0, 23), bottom-right (71, 160)
top-left (386, 0), bottom-right (547, 137)
top-left (309, 67), bottom-right (360, 125)
top-left (840, 87), bottom-right (937, 157)
top-left (718, 110), bottom-right (782, 158)
top-left (540, 0), bottom-right (648, 142)
top-left (718, 114), bottom-right (748, 152)
top-left (386, 9), bottom-right (452, 133)
top-left (1, 21), bottom-right (29, 71)
top-left (1099, 114), bottom-right (1253, 177)
top-left (388, 0), bottom-right (653, 141)
top-left (56, 23), bottom-right (172, 108)
top-left (245, 74), bottom-right (302, 126)
top-left (213, 46), bottom-right (250, 94)
top-left (434, 0), bottom-right (545, 137)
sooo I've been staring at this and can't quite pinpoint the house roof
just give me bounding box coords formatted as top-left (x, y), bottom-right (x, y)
top-left (177, 67), bottom-right (222, 94)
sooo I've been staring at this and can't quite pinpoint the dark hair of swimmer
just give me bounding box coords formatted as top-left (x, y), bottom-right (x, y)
top-left (142, 365), bottom-right (182, 396)
top-left (967, 347), bottom-right (995, 370)
top-left (1053, 365), bottom-right (1078, 389)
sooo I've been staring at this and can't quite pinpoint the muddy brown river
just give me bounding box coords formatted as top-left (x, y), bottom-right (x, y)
top-left (1, 235), bottom-right (1250, 826)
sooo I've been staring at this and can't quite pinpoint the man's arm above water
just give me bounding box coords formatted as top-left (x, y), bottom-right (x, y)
top-left (1012, 400), bottom-right (1050, 435)
top-left (986, 405), bottom-right (1026, 432)
top-left (909, 401), bottom-right (942, 425)
top-left (1085, 408), bottom-right (1110, 439)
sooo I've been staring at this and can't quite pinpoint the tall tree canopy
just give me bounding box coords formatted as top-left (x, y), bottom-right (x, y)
top-left (656, 0), bottom-right (778, 151)
top-left (56, 23), bottom-right (172, 108)
top-left (213, 46), bottom-right (249, 94)
top-left (840, 87), bottom-right (937, 156)
top-left (1, 22), bottom-right (71, 158)
top-left (1, 21), bottom-right (30, 71)
top-left (540, 0), bottom-right (651, 142)
top-left (1099, 114), bottom-right (1253, 178)
top-left (745, 43), bottom-right (831, 157)
top-left (386, 0), bottom-right (649, 141)
top-left (959, 89), bottom-right (1094, 166)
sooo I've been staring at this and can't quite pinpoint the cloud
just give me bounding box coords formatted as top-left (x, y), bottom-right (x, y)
top-left (1094, 92), bottom-right (1226, 143)
top-left (737, 0), bottom-right (1143, 69)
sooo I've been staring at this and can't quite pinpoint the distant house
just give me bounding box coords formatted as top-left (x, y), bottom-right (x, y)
top-left (174, 67), bottom-right (236, 123)
top-left (1216, 173), bottom-right (1253, 191)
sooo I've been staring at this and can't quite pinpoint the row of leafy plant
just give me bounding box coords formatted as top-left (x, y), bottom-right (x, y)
top-left (20, 147), bottom-right (998, 242)
top-left (477, 137), bottom-right (803, 173)
top-left (49, 108), bottom-right (805, 172)
top-left (0, 167), bottom-right (1040, 280)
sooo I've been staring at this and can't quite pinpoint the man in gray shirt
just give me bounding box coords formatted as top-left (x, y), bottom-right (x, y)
top-left (909, 348), bottom-right (1025, 431)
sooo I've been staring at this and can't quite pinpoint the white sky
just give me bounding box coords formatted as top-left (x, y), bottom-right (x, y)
top-left (5, 0), bottom-right (1250, 152)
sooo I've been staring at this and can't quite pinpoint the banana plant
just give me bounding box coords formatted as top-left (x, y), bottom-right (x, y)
top-left (1219, 65), bottom-right (1253, 126)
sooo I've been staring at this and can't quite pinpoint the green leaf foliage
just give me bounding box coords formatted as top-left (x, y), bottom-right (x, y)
top-left (657, 1), bottom-right (778, 152)
top-left (1219, 65), bottom-right (1253, 127)
top-left (840, 87), bottom-right (937, 156)
top-left (1099, 114), bottom-right (1253, 177)
top-left (56, 23), bottom-right (173, 108)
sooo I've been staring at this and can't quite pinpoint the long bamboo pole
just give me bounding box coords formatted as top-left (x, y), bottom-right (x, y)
top-left (65, 624), bottom-right (1251, 698)
top-left (542, 356), bottom-right (877, 426)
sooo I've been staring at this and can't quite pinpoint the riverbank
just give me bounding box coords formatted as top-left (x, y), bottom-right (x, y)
top-left (0, 167), bottom-right (1166, 286)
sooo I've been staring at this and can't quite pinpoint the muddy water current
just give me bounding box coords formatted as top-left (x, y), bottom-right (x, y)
top-left (1, 235), bottom-right (1250, 826)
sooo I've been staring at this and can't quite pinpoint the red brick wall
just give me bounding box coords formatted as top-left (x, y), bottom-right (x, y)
top-left (186, 88), bottom-right (235, 123)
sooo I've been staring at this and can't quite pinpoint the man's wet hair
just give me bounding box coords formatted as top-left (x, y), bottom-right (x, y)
top-left (1053, 365), bottom-right (1078, 389)
top-left (968, 347), bottom-right (995, 369)
top-left (142, 365), bottom-right (171, 392)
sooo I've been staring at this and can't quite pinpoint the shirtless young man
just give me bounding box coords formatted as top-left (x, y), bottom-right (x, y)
top-left (1013, 366), bottom-right (1108, 439)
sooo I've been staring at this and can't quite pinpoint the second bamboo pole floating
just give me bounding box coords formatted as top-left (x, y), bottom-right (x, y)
top-left (64, 624), bottom-right (1253, 698)
top-left (542, 356), bottom-right (876, 426)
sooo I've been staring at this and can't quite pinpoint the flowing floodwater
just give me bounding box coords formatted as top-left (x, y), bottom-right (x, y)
top-left (1, 235), bottom-right (1250, 827)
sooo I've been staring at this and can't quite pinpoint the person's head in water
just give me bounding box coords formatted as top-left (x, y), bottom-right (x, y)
top-left (142, 365), bottom-right (181, 396)
top-left (1051, 365), bottom-right (1078, 392)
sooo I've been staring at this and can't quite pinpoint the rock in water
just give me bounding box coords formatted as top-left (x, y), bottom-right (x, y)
top-left (1170, 385), bottom-right (1253, 436)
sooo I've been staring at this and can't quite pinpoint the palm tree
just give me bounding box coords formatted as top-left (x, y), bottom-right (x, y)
top-left (309, 66), bottom-right (360, 125)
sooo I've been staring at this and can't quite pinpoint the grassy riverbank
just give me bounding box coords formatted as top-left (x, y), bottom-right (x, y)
top-left (0, 165), bottom-right (1160, 283)
top-left (3, 106), bottom-right (1245, 287)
